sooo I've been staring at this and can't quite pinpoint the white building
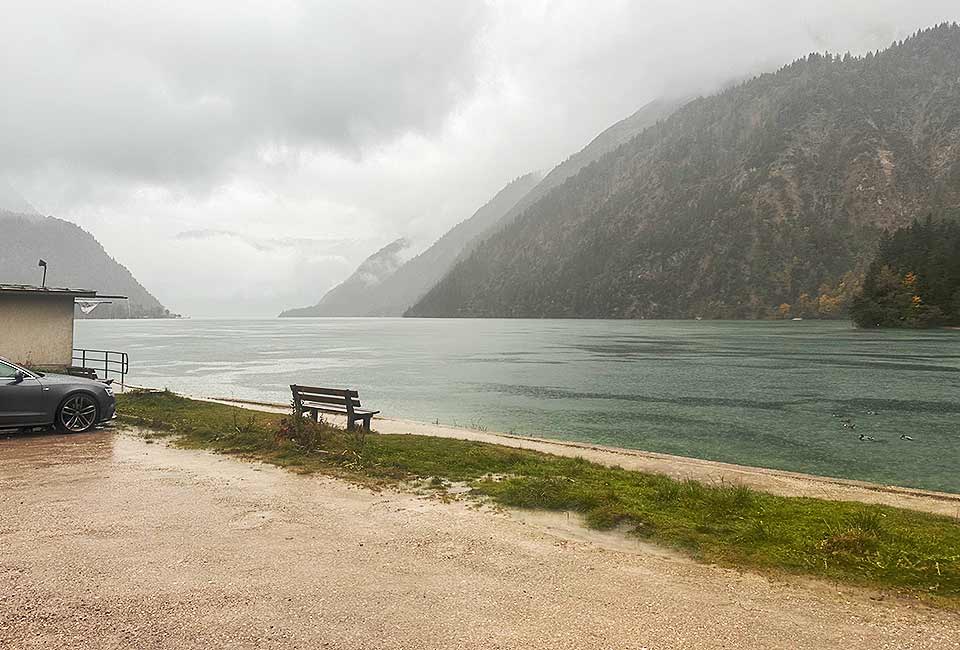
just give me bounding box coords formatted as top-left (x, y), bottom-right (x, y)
top-left (0, 284), bottom-right (120, 369)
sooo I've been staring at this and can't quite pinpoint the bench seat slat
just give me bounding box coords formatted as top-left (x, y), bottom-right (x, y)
top-left (298, 396), bottom-right (361, 407)
top-left (300, 401), bottom-right (379, 416)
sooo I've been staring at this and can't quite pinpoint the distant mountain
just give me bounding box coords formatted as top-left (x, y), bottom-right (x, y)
top-left (408, 25), bottom-right (960, 319)
top-left (0, 212), bottom-right (173, 319)
top-left (279, 238), bottom-right (412, 317)
top-left (281, 97), bottom-right (684, 318)
top-left (279, 174), bottom-right (542, 317)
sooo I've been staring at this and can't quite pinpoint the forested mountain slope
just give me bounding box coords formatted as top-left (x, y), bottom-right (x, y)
top-left (409, 25), bottom-right (960, 319)
top-left (487, 98), bottom-right (686, 240)
top-left (0, 213), bottom-right (172, 318)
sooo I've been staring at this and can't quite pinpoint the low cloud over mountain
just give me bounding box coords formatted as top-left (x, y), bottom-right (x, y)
top-left (3, 1), bottom-right (959, 315)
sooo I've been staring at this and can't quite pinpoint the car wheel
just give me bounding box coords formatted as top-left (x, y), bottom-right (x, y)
top-left (57, 393), bottom-right (99, 433)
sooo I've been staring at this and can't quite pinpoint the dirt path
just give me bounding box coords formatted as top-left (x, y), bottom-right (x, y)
top-left (1, 429), bottom-right (958, 649)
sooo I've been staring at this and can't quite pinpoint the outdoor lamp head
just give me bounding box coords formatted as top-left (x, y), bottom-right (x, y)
top-left (38, 259), bottom-right (47, 267)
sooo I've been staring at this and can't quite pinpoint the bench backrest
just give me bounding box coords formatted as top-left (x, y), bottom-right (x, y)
top-left (290, 385), bottom-right (362, 415)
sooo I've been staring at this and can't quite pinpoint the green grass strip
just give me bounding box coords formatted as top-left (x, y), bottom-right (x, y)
top-left (117, 390), bottom-right (960, 605)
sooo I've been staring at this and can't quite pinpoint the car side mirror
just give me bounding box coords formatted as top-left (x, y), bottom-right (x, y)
top-left (13, 370), bottom-right (26, 384)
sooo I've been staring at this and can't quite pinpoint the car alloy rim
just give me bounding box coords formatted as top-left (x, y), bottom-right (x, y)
top-left (60, 395), bottom-right (97, 432)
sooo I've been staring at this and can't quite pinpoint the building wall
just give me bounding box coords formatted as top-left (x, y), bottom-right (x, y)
top-left (0, 294), bottom-right (75, 368)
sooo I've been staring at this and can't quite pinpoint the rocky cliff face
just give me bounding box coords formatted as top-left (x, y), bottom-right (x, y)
top-left (408, 25), bottom-right (960, 319)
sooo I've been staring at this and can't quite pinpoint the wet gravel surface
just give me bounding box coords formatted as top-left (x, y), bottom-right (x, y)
top-left (1, 428), bottom-right (958, 649)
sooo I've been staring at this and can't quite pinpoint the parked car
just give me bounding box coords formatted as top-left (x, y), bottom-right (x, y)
top-left (0, 357), bottom-right (116, 433)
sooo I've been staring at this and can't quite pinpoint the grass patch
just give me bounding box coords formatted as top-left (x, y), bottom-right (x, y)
top-left (117, 390), bottom-right (960, 604)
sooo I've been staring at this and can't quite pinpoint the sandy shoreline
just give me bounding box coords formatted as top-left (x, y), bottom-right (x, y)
top-left (148, 391), bottom-right (960, 518)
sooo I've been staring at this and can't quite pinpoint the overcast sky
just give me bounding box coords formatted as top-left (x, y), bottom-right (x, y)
top-left (2, 1), bottom-right (958, 316)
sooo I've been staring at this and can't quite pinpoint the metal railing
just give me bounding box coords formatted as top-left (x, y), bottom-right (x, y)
top-left (72, 348), bottom-right (129, 390)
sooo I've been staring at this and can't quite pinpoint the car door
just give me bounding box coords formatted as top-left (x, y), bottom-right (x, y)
top-left (0, 361), bottom-right (47, 427)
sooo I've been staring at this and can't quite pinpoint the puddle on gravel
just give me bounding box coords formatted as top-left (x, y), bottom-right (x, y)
top-left (0, 427), bottom-right (287, 493)
top-left (0, 428), bottom-right (114, 466)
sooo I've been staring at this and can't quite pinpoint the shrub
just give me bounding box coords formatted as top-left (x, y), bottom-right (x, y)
top-left (275, 415), bottom-right (325, 452)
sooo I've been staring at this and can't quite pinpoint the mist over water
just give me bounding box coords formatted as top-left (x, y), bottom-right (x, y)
top-left (77, 319), bottom-right (960, 493)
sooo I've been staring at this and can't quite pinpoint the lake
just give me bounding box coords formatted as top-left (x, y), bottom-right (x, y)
top-left (75, 318), bottom-right (960, 493)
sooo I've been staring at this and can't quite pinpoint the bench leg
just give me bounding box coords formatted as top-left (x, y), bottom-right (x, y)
top-left (346, 418), bottom-right (356, 432)
top-left (362, 416), bottom-right (372, 432)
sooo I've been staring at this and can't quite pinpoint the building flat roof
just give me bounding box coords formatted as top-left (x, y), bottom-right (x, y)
top-left (0, 283), bottom-right (101, 298)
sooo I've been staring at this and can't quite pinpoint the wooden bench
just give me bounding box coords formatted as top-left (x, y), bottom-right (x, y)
top-left (290, 385), bottom-right (380, 432)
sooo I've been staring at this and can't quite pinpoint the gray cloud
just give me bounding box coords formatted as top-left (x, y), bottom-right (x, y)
top-left (0, 0), bottom-right (486, 186)
top-left (2, 1), bottom-right (959, 316)
top-left (175, 228), bottom-right (350, 254)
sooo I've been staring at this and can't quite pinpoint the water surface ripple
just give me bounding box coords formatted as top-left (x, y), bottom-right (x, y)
top-left (76, 319), bottom-right (960, 493)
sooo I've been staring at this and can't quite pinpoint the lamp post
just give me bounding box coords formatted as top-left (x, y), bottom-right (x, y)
top-left (38, 259), bottom-right (47, 287)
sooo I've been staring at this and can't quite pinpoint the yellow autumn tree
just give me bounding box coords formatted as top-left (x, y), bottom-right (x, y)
top-left (817, 293), bottom-right (843, 315)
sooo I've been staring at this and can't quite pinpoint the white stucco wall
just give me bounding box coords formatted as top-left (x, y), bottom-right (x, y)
top-left (0, 294), bottom-right (75, 367)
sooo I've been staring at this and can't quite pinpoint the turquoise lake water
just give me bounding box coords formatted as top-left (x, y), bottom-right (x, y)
top-left (75, 318), bottom-right (960, 493)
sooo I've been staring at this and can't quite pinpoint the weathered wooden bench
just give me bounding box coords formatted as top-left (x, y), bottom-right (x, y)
top-left (290, 385), bottom-right (380, 431)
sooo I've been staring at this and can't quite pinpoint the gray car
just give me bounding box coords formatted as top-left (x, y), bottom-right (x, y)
top-left (0, 357), bottom-right (116, 433)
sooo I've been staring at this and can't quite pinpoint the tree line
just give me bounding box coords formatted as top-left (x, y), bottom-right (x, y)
top-left (851, 216), bottom-right (960, 328)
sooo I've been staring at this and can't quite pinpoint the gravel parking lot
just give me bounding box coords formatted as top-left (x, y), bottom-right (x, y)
top-left (1, 429), bottom-right (958, 649)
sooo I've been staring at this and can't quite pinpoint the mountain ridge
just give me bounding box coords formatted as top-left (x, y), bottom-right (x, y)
top-left (281, 97), bottom-right (684, 318)
top-left (408, 24), bottom-right (960, 319)
top-left (0, 212), bottom-right (173, 319)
